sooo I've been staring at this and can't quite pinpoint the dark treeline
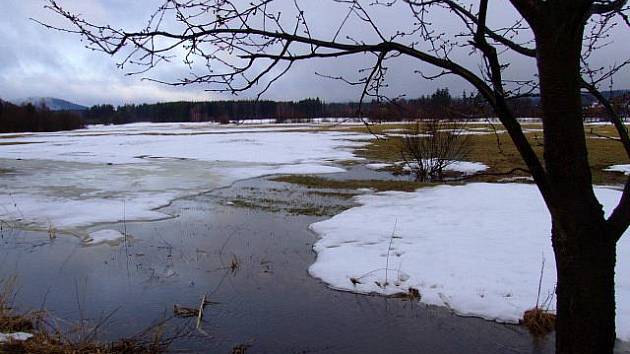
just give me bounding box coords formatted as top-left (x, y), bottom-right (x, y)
top-left (3, 88), bottom-right (626, 132)
top-left (82, 89), bottom-right (547, 125)
top-left (83, 98), bottom-right (327, 124)
top-left (0, 100), bottom-right (84, 133)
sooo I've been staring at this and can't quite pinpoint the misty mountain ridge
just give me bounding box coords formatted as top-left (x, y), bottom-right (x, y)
top-left (12, 97), bottom-right (87, 111)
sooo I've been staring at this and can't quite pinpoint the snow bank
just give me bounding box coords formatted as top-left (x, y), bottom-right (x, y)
top-left (308, 183), bottom-right (630, 340)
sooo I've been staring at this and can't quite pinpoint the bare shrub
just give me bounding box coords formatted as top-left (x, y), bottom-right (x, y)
top-left (399, 119), bottom-right (472, 181)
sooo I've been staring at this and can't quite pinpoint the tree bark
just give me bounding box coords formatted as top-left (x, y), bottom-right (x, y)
top-left (552, 219), bottom-right (617, 353)
top-left (533, 6), bottom-right (618, 353)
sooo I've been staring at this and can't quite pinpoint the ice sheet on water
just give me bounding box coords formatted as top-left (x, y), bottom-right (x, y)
top-left (0, 123), bottom-right (368, 230)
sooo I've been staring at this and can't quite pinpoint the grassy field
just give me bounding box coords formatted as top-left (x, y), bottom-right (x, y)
top-left (348, 122), bottom-right (628, 185)
top-left (271, 175), bottom-right (430, 192)
top-left (275, 121), bottom-right (628, 193)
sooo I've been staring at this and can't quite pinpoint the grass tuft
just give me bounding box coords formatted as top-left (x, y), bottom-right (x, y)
top-left (1, 277), bottom-right (183, 353)
top-left (521, 307), bottom-right (556, 337)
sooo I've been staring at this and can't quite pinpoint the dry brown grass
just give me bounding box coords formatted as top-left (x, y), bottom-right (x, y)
top-left (1, 277), bottom-right (182, 354)
top-left (521, 307), bottom-right (556, 337)
top-left (392, 287), bottom-right (422, 301)
top-left (1, 313), bottom-right (179, 354)
top-left (271, 175), bottom-right (430, 192)
top-left (2, 333), bottom-right (170, 354)
top-left (352, 122), bottom-right (629, 185)
top-left (232, 343), bottom-right (251, 353)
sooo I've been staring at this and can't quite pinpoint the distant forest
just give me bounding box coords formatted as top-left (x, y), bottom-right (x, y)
top-left (0, 100), bottom-right (84, 133)
top-left (81, 88), bottom-right (630, 125)
top-left (78, 88), bottom-right (539, 124)
top-left (2, 88), bottom-right (628, 133)
top-left (82, 89), bottom-right (529, 125)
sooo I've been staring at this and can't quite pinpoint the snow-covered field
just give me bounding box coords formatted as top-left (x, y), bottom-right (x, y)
top-left (308, 183), bottom-right (630, 340)
top-left (0, 122), bottom-right (370, 232)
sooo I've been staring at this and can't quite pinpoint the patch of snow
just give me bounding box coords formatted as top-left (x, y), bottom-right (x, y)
top-left (400, 160), bottom-right (488, 175)
top-left (457, 130), bottom-right (506, 136)
top-left (365, 163), bottom-right (391, 170)
top-left (497, 176), bottom-right (534, 183)
top-left (605, 164), bottom-right (630, 175)
top-left (0, 332), bottom-right (33, 342)
top-left (585, 121), bottom-right (618, 126)
top-left (308, 183), bottom-right (630, 340)
top-left (445, 161), bottom-right (488, 174)
top-left (85, 229), bottom-right (126, 245)
top-left (437, 128), bottom-right (506, 136)
top-left (356, 188), bottom-right (375, 194)
top-left (385, 133), bottom-right (432, 138)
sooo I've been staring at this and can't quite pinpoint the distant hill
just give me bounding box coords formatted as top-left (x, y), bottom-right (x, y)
top-left (13, 97), bottom-right (88, 111)
top-left (0, 99), bottom-right (85, 133)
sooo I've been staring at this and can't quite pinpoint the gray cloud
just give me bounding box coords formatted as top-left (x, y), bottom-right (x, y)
top-left (0, 1), bottom-right (628, 106)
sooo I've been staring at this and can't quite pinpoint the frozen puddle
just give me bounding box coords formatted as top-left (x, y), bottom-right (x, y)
top-left (308, 183), bottom-right (630, 340)
top-left (0, 123), bottom-right (370, 231)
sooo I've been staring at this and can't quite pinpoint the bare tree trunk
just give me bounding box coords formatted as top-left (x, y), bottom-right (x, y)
top-left (552, 220), bottom-right (616, 354)
top-left (534, 10), bottom-right (617, 353)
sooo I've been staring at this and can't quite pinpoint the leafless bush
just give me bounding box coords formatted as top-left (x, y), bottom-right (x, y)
top-left (400, 119), bottom-right (471, 182)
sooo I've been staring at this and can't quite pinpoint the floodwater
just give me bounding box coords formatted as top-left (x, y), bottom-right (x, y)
top-left (0, 170), bottom-right (558, 354)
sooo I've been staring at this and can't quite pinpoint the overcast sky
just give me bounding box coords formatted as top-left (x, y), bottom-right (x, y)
top-left (0, 0), bottom-right (628, 107)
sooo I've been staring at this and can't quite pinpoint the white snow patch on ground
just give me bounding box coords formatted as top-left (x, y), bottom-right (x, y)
top-left (0, 332), bottom-right (33, 342)
top-left (400, 160), bottom-right (488, 175)
top-left (365, 160), bottom-right (487, 174)
top-left (442, 161), bottom-right (488, 174)
top-left (605, 164), bottom-right (630, 175)
top-left (497, 176), bottom-right (535, 183)
top-left (384, 133), bottom-right (432, 138)
top-left (85, 229), bottom-right (126, 245)
top-left (0, 123), bottom-right (369, 231)
top-left (437, 128), bottom-right (506, 136)
top-left (308, 183), bottom-right (630, 340)
top-left (382, 128), bottom-right (406, 133)
top-left (455, 130), bottom-right (506, 136)
top-left (365, 163), bottom-right (391, 170)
